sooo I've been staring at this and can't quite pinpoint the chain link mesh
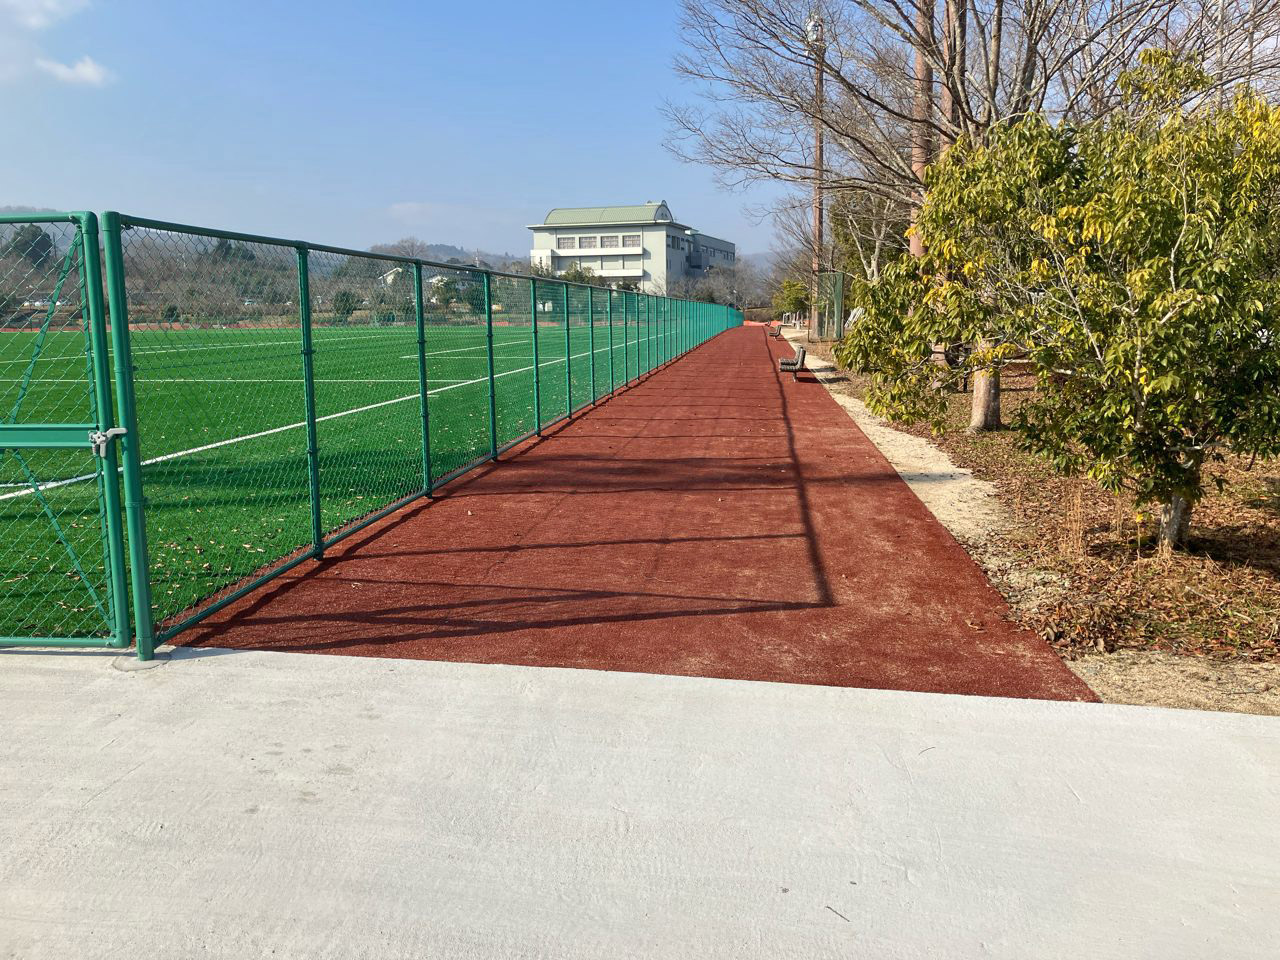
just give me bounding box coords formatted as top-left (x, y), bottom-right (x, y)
top-left (416, 263), bottom-right (488, 484)
top-left (815, 271), bottom-right (848, 342)
top-left (115, 224), bottom-right (313, 629)
top-left (567, 285), bottom-right (591, 412)
top-left (3, 212), bottom-right (743, 647)
top-left (0, 218), bottom-right (116, 640)
top-left (629, 293), bottom-right (641, 382)
top-left (533, 278), bottom-right (566, 427)
top-left (306, 249), bottom-right (423, 533)
top-left (490, 274), bottom-right (537, 447)
top-left (590, 287), bottom-right (609, 400)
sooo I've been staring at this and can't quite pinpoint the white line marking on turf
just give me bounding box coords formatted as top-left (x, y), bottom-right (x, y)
top-left (0, 343), bottom-right (631, 501)
top-left (0, 378), bottom-right (467, 386)
top-left (0, 332), bottom-right (541, 363)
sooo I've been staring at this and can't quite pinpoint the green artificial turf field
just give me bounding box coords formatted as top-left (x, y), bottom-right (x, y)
top-left (1, 309), bottom-right (677, 639)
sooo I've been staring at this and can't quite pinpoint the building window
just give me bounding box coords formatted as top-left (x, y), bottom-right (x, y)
top-left (601, 235), bottom-right (619, 248)
top-left (558, 236), bottom-right (576, 249)
top-left (579, 236), bottom-right (598, 249)
top-left (622, 234), bottom-right (640, 247)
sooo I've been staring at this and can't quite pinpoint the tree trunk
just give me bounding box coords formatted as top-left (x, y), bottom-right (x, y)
top-left (967, 363), bottom-right (1001, 432)
top-left (1157, 494), bottom-right (1192, 555)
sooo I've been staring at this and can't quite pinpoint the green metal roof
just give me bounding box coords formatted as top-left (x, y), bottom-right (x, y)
top-left (537, 203), bottom-right (675, 226)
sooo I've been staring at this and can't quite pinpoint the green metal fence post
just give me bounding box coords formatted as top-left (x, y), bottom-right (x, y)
top-left (646, 295), bottom-right (653, 371)
top-left (296, 247), bottom-right (324, 559)
top-left (101, 211), bottom-right (156, 660)
top-left (484, 272), bottom-right (498, 458)
top-left (413, 263), bottom-right (432, 492)
top-left (653, 296), bottom-right (659, 365)
top-left (641, 294), bottom-right (648, 374)
top-left (652, 297), bottom-right (658, 367)
top-left (529, 278), bottom-right (541, 435)
top-left (562, 283), bottom-right (571, 416)
top-left (607, 289), bottom-right (615, 394)
top-left (79, 213), bottom-right (130, 649)
top-left (587, 286), bottom-right (596, 402)
top-left (639, 295), bottom-right (646, 372)
top-left (622, 292), bottom-right (629, 385)
top-left (659, 297), bottom-right (665, 363)
top-left (638, 293), bottom-right (645, 375)
top-left (661, 297), bottom-right (666, 363)
top-left (637, 294), bottom-right (644, 376)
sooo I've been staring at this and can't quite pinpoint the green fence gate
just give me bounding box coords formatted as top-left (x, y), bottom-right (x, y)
top-left (0, 213), bottom-right (130, 650)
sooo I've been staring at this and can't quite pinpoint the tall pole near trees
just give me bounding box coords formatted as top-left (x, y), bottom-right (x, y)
top-left (910, 4), bottom-right (933, 258)
top-left (808, 15), bottom-right (825, 340)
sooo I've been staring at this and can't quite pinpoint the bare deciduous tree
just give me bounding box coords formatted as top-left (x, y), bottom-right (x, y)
top-left (669, 0), bottom-right (1280, 429)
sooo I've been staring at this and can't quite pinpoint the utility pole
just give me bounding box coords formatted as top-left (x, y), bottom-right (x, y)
top-left (808, 15), bottom-right (825, 341)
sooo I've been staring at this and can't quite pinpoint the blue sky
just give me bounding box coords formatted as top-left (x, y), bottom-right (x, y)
top-left (0, 0), bottom-right (785, 256)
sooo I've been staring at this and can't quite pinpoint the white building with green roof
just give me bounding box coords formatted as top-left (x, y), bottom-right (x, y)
top-left (527, 202), bottom-right (735, 294)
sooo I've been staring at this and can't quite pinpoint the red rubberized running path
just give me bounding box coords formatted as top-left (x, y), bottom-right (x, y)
top-left (186, 326), bottom-right (1094, 701)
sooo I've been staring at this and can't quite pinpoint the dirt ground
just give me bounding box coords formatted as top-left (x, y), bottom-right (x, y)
top-left (795, 333), bottom-right (1280, 717)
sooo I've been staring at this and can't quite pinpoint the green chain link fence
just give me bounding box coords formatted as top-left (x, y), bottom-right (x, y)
top-left (0, 213), bottom-right (129, 649)
top-left (0, 212), bottom-right (741, 658)
top-left (813, 270), bottom-right (849, 342)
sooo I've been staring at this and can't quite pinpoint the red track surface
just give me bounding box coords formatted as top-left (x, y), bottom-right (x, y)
top-left (186, 326), bottom-right (1095, 701)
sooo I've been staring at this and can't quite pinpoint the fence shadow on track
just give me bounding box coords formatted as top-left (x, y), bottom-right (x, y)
top-left (181, 327), bottom-right (839, 658)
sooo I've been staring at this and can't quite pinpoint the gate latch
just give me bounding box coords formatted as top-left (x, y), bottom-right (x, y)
top-left (88, 427), bottom-right (128, 457)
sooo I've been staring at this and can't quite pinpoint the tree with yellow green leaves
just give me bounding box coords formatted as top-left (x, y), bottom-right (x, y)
top-left (838, 52), bottom-right (1280, 551)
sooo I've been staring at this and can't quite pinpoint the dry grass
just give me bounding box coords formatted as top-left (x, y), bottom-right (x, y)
top-left (812, 343), bottom-right (1280, 664)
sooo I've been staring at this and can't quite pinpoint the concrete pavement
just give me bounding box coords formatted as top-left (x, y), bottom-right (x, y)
top-left (2, 647), bottom-right (1278, 959)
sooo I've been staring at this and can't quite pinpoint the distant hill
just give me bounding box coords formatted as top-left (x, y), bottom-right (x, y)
top-left (368, 238), bottom-right (521, 272)
top-left (1, 208), bottom-right (523, 271)
top-left (420, 243), bottom-right (520, 266)
top-left (739, 251), bottom-right (775, 273)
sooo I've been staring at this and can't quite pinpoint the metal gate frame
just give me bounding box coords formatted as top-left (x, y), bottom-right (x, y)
top-left (0, 212), bottom-right (131, 650)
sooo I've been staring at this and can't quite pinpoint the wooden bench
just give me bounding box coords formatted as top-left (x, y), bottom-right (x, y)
top-left (779, 345), bottom-right (805, 380)
top-left (768, 324), bottom-right (783, 339)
